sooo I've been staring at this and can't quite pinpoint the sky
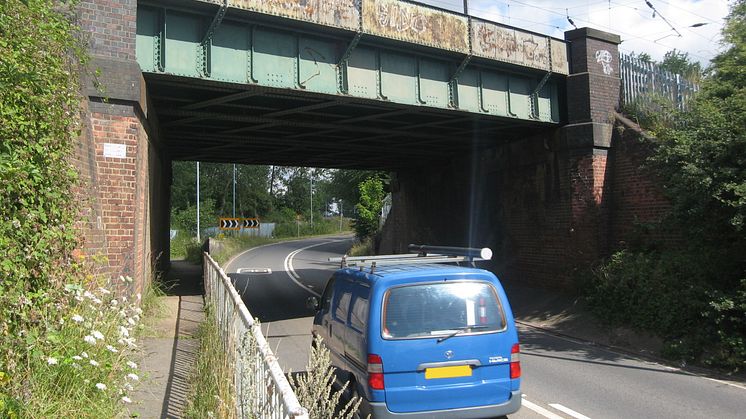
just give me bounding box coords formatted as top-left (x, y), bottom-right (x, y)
top-left (418, 0), bottom-right (731, 65)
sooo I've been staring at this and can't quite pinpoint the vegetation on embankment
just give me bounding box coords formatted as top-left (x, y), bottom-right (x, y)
top-left (581, 0), bottom-right (746, 372)
top-left (0, 1), bottom-right (155, 416)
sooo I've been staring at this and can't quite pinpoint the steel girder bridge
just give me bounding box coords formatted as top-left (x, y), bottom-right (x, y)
top-left (136, 0), bottom-right (569, 169)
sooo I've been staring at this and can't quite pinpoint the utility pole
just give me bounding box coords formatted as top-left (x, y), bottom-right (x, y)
top-left (310, 170), bottom-right (314, 225)
top-left (339, 199), bottom-right (343, 232)
top-left (463, 0), bottom-right (468, 15)
top-left (232, 164), bottom-right (236, 218)
top-left (196, 162), bottom-right (200, 243)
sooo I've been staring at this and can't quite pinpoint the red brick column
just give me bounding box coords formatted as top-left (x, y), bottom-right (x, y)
top-left (561, 28), bottom-right (622, 264)
top-left (72, 0), bottom-right (165, 294)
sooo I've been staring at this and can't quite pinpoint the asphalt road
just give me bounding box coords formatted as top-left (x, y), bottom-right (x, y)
top-left (225, 237), bottom-right (746, 419)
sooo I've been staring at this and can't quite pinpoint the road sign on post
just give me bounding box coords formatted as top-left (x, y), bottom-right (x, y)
top-left (242, 218), bottom-right (260, 229)
top-left (219, 218), bottom-right (241, 230)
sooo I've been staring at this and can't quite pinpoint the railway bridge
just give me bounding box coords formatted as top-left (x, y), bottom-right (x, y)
top-left (75, 0), bottom-right (634, 290)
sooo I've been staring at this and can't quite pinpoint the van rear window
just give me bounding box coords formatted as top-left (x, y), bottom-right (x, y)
top-left (382, 282), bottom-right (505, 339)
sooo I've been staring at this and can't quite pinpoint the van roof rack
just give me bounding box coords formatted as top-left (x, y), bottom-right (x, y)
top-left (329, 244), bottom-right (492, 272)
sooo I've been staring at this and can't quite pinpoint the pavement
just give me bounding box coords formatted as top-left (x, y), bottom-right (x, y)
top-left (129, 261), bottom-right (205, 419)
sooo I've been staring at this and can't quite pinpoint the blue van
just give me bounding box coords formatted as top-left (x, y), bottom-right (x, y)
top-left (309, 245), bottom-right (521, 418)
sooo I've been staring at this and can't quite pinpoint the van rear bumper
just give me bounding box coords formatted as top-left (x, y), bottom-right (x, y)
top-left (368, 390), bottom-right (521, 418)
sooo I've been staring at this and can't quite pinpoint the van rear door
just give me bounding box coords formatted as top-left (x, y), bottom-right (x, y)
top-left (379, 281), bottom-right (517, 413)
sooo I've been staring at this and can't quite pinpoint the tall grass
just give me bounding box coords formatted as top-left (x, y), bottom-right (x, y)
top-left (1, 277), bottom-right (147, 418)
top-left (184, 304), bottom-right (235, 419)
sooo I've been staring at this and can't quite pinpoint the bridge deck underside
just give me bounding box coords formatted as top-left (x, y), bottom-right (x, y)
top-left (150, 75), bottom-right (553, 169)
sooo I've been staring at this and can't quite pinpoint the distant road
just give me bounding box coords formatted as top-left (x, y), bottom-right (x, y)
top-left (225, 235), bottom-right (353, 372)
top-left (225, 237), bottom-right (746, 419)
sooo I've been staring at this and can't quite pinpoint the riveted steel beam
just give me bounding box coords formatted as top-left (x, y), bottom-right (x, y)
top-left (199, 0), bottom-right (228, 77)
top-left (449, 55), bottom-right (472, 109)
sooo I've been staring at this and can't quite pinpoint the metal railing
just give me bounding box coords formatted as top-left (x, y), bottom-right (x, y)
top-left (619, 53), bottom-right (700, 110)
top-left (203, 252), bottom-right (309, 419)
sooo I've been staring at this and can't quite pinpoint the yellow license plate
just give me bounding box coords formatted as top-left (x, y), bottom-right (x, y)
top-left (425, 365), bottom-right (472, 379)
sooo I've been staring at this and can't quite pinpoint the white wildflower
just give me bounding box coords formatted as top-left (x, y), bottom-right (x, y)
top-left (72, 314), bottom-right (84, 323)
top-left (126, 373), bottom-right (139, 381)
top-left (81, 351), bottom-right (89, 358)
top-left (95, 382), bottom-right (107, 391)
top-left (99, 287), bottom-right (111, 295)
top-left (127, 318), bottom-right (136, 326)
top-left (126, 361), bottom-right (137, 369)
top-left (84, 335), bottom-right (96, 345)
top-left (90, 359), bottom-right (100, 367)
top-left (59, 318), bottom-right (65, 325)
top-left (83, 291), bottom-right (95, 300)
top-left (136, 293), bottom-right (141, 301)
top-left (121, 396), bottom-right (132, 404)
top-left (121, 296), bottom-right (127, 302)
top-left (92, 330), bottom-right (104, 340)
top-left (47, 357), bottom-right (58, 365)
top-left (110, 299), bottom-right (118, 307)
top-left (72, 355), bottom-right (83, 361)
top-left (123, 382), bottom-right (134, 391)
top-left (106, 345), bottom-right (119, 353)
top-left (119, 326), bottom-right (129, 337)
top-left (134, 307), bottom-right (143, 315)
top-left (119, 275), bottom-right (126, 282)
top-left (92, 297), bottom-right (102, 305)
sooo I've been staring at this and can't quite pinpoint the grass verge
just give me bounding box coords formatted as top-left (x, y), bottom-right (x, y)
top-left (184, 304), bottom-right (235, 419)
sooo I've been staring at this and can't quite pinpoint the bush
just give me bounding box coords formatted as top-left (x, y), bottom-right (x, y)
top-left (582, 249), bottom-right (746, 370)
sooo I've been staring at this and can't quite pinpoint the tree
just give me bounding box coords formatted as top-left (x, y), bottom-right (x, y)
top-left (659, 49), bottom-right (703, 80)
top-left (353, 177), bottom-right (385, 239)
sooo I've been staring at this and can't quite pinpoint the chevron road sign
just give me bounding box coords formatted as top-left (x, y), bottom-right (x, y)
top-left (219, 218), bottom-right (241, 230)
top-left (243, 218), bottom-right (260, 229)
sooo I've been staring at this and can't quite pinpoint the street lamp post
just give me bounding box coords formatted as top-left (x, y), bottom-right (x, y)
top-left (196, 162), bottom-right (200, 243)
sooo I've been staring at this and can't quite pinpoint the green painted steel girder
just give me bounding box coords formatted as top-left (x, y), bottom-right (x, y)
top-left (136, 1), bottom-right (561, 125)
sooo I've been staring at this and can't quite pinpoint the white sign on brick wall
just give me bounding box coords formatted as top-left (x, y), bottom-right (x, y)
top-left (103, 143), bottom-right (127, 159)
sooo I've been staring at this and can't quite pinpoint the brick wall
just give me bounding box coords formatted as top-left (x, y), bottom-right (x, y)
top-left (606, 123), bottom-right (675, 250)
top-left (70, 100), bottom-right (108, 263)
top-left (79, 0), bottom-right (137, 61)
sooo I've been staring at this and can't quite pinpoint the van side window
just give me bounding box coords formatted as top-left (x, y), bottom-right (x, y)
top-left (334, 292), bottom-right (351, 323)
top-left (350, 294), bottom-right (369, 332)
top-left (320, 276), bottom-right (335, 313)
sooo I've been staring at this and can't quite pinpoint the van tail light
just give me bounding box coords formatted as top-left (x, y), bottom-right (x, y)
top-left (510, 344), bottom-right (521, 379)
top-left (367, 354), bottom-right (385, 390)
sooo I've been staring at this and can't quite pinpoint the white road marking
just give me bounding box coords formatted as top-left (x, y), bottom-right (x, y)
top-left (237, 267), bottom-right (272, 274)
top-left (521, 396), bottom-right (565, 419)
top-left (702, 376), bottom-right (746, 391)
top-left (549, 403), bottom-right (592, 419)
top-left (284, 239), bottom-right (346, 298)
